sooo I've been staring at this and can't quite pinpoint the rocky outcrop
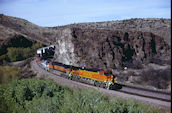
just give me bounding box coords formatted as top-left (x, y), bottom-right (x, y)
top-left (53, 28), bottom-right (80, 66)
top-left (53, 28), bottom-right (170, 70)
top-left (55, 18), bottom-right (171, 46)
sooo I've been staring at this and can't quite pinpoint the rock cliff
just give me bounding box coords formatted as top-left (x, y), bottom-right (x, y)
top-left (53, 27), bottom-right (170, 70)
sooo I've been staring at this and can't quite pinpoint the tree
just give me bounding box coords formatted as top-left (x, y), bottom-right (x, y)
top-left (7, 47), bottom-right (24, 62)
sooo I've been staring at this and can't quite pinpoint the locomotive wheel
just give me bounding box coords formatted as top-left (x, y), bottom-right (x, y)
top-left (100, 83), bottom-right (106, 88)
top-left (97, 82), bottom-right (101, 87)
top-left (94, 81), bottom-right (98, 86)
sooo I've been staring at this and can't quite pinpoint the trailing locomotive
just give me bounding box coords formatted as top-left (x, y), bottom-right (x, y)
top-left (36, 45), bottom-right (117, 89)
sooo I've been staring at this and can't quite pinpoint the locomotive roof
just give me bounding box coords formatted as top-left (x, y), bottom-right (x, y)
top-left (37, 45), bottom-right (55, 51)
top-left (52, 62), bottom-right (71, 68)
top-left (83, 68), bottom-right (100, 72)
top-left (52, 62), bottom-right (100, 72)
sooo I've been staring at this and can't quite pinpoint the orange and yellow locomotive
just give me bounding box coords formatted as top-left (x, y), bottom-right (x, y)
top-left (36, 45), bottom-right (117, 89)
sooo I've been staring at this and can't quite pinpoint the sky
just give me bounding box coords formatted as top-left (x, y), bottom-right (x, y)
top-left (0, 0), bottom-right (171, 27)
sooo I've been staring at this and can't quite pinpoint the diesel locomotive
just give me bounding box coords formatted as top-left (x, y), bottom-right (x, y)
top-left (36, 45), bottom-right (117, 89)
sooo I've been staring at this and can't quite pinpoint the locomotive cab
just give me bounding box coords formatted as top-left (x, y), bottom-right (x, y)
top-left (104, 70), bottom-right (113, 81)
top-left (104, 70), bottom-right (117, 89)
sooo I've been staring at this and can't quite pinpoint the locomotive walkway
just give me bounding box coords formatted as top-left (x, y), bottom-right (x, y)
top-left (31, 59), bottom-right (171, 109)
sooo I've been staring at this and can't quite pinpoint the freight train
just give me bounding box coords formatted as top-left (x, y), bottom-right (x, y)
top-left (36, 45), bottom-right (117, 89)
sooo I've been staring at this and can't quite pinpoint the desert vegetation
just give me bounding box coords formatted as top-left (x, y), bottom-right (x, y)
top-left (0, 35), bottom-right (43, 64)
top-left (0, 78), bottom-right (162, 113)
top-left (0, 35), bottom-right (42, 85)
top-left (0, 66), bottom-right (21, 84)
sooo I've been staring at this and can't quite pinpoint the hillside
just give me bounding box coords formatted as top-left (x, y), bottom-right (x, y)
top-left (0, 14), bottom-right (56, 45)
top-left (0, 14), bottom-right (171, 90)
top-left (54, 18), bottom-right (171, 46)
top-left (0, 14), bottom-right (171, 46)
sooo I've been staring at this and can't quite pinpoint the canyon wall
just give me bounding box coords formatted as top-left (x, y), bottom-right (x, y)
top-left (53, 27), bottom-right (170, 70)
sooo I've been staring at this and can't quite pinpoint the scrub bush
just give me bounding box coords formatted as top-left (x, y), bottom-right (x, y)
top-left (0, 78), bottom-right (163, 113)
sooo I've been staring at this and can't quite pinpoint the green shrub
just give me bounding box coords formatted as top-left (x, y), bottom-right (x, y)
top-left (0, 41), bottom-right (43, 63)
top-left (7, 47), bottom-right (35, 62)
top-left (7, 47), bottom-right (24, 62)
top-left (0, 78), bottom-right (64, 113)
top-left (0, 54), bottom-right (9, 64)
top-left (0, 66), bottom-right (21, 84)
top-left (7, 42), bottom-right (43, 62)
top-left (0, 78), bottom-right (163, 113)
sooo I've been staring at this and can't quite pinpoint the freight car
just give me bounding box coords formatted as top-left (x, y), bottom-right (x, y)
top-left (37, 45), bottom-right (55, 59)
top-left (36, 46), bottom-right (117, 89)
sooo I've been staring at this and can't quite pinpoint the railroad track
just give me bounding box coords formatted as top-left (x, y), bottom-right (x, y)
top-left (32, 59), bottom-right (171, 106)
top-left (118, 85), bottom-right (171, 102)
